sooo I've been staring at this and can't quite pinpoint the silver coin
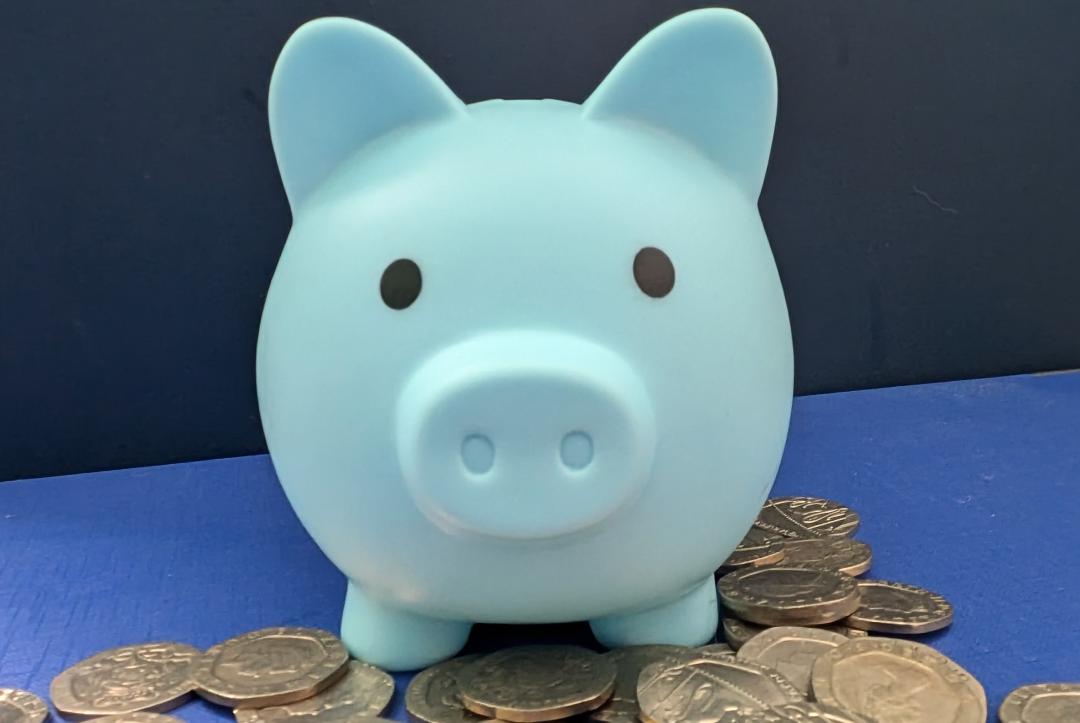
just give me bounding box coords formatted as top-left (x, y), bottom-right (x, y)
top-left (999, 683), bottom-right (1080, 722)
top-left (721, 526), bottom-right (787, 572)
top-left (87, 715), bottom-right (183, 723)
top-left (722, 617), bottom-right (765, 651)
top-left (844, 580), bottom-right (953, 634)
top-left (637, 653), bottom-right (802, 723)
top-left (707, 703), bottom-right (875, 722)
top-left (811, 637), bottom-right (986, 723)
top-left (457, 645), bottom-right (616, 722)
top-left (589, 646), bottom-right (687, 723)
top-left (778, 538), bottom-right (872, 577)
top-left (192, 627), bottom-right (348, 709)
top-left (697, 643), bottom-right (736, 658)
top-left (405, 656), bottom-right (497, 723)
top-left (765, 701), bottom-right (876, 722)
top-left (756, 498), bottom-right (859, 539)
top-left (50, 642), bottom-right (199, 719)
top-left (718, 567), bottom-right (862, 626)
top-left (737, 626), bottom-right (849, 698)
top-left (233, 660), bottom-right (394, 723)
top-left (0, 689), bottom-right (48, 723)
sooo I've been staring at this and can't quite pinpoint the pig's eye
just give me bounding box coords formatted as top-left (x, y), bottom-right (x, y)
top-left (633, 247), bottom-right (675, 298)
top-left (380, 258), bottom-right (422, 310)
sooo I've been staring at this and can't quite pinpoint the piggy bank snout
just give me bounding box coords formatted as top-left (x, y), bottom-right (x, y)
top-left (396, 332), bottom-right (657, 540)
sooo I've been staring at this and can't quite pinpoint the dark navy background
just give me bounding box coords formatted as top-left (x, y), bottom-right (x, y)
top-left (3, 1), bottom-right (1079, 480)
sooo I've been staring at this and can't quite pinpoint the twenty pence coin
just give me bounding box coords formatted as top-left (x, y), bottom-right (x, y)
top-left (50, 642), bottom-right (200, 718)
top-left (406, 655), bottom-right (497, 723)
top-left (192, 627), bottom-right (348, 708)
top-left (778, 538), bottom-right (872, 577)
top-left (87, 715), bottom-right (183, 723)
top-left (696, 643), bottom-right (735, 658)
top-left (999, 683), bottom-right (1080, 722)
top-left (720, 527), bottom-right (787, 572)
top-left (697, 710), bottom-right (783, 722)
top-left (722, 617), bottom-right (765, 650)
top-left (637, 655), bottom-right (802, 723)
top-left (708, 703), bottom-right (875, 722)
top-left (588, 646), bottom-right (687, 723)
top-left (722, 618), bottom-right (863, 650)
top-left (762, 702), bottom-right (876, 722)
top-left (810, 637), bottom-right (986, 723)
top-left (844, 580), bottom-right (953, 634)
top-left (756, 498), bottom-right (860, 539)
top-left (456, 645), bottom-right (616, 722)
top-left (233, 660), bottom-right (394, 723)
top-left (736, 626), bottom-right (849, 698)
top-left (0, 689), bottom-right (48, 723)
top-left (718, 567), bottom-right (861, 626)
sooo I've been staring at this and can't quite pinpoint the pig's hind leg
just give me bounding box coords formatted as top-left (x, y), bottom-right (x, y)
top-left (588, 576), bottom-right (718, 648)
top-left (339, 580), bottom-right (472, 670)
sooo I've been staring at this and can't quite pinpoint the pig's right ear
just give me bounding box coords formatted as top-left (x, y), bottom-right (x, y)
top-left (583, 9), bottom-right (776, 200)
top-left (269, 18), bottom-right (465, 211)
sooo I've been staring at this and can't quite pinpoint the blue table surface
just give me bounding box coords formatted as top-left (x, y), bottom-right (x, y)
top-left (3, 371), bottom-right (1079, 721)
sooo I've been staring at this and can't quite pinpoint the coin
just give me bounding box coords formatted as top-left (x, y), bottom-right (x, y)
top-left (585, 698), bottom-right (637, 723)
top-left (0, 689), bottom-right (48, 723)
top-left (588, 646), bottom-right (687, 723)
top-left (709, 709), bottom-right (787, 722)
top-left (687, 704), bottom-right (874, 722)
top-left (50, 641), bottom-right (200, 718)
top-left (737, 626), bottom-right (849, 697)
top-left (233, 660), bottom-right (394, 723)
top-left (456, 645), bottom-right (616, 722)
top-left (406, 656), bottom-right (497, 723)
top-left (999, 683), bottom-right (1080, 722)
top-left (718, 567), bottom-right (862, 626)
top-left (637, 654), bottom-right (802, 723)
top-left (777, 538), bottom-right (872, 577)
top-left (764, 701), bottom-right (876, 722)
top-left (722, 618), bottom-right (864, 650)
top-left (697, 643), bottom-right (735, 658)
top-left (722, 617), bottom-right (764, 650)
top-left (756, 498), bottom-right (859, 539)
top-left (192, 627), bottom-right (348, 708)
top-left (810, 637), bottom-right (986, 723)
top-left (720, 526), bottom-right (787, 572)
top-left (87, 715), bottom-right (183, 723)
top-left (590, 647), bottom-right (688, 723)
top-left (844, 580), bottom-right (953, 634)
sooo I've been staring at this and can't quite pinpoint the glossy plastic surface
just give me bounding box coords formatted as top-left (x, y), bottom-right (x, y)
top-left (257, 8), bottom-right (793, 670)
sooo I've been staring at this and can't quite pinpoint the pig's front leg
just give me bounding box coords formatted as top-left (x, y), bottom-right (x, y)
top-left (340, 580), bottom-right (472, 670)
top-left (588, 576), bottom-right (718, 648)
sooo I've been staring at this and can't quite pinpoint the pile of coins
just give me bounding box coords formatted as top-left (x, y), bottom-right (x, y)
top-left (1, 627), bottom-right (393, 723)
top-left (1, 496), bottom-right (1077, 723)
top-left (703, 497), bottom-right (1077, 721)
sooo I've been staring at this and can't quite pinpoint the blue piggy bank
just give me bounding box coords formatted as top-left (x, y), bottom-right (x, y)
top-left (257, 9), bottom-right (793, 670)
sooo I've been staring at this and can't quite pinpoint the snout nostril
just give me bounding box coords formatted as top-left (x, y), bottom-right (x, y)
top-left (560, 431), bottom-right (594, 471)
top-left (461, 434), bottom-right (495, 475)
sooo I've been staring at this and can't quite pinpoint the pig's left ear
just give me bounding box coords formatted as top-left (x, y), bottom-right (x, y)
top-left (583, 9), bottom-right (776, 200)
top-left (269, 17), bottom-right (465, 211)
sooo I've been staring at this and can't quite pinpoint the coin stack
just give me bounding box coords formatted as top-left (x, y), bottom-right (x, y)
top-left (1, 496), bottom-right (1078, 723)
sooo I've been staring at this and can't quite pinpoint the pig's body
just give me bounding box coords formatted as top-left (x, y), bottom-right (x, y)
top-left (257, 9), bottom-right (793, 670)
